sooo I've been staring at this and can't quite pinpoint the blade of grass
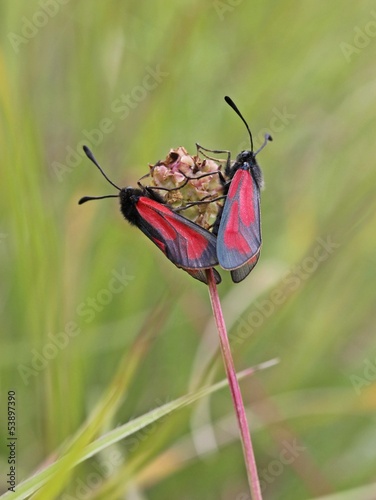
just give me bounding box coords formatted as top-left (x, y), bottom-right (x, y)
top-left (29, 296), bottom-right (170, 500)
top-left (1, 360), bottom-right (278, 500)
top-left (105, 384), bottom-right (376, 496)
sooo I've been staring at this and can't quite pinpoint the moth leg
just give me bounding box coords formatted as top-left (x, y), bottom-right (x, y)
top-left (174, 195), bottom-right (227, 212)
top-left (196, 142), bottom-right (231, 170)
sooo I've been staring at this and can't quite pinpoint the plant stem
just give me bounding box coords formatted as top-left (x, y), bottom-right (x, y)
top-left (206, 269), bottom-right (262, 500)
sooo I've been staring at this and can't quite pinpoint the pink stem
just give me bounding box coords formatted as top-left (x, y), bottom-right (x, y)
top-left (206, 269), bottom-right (262, 500)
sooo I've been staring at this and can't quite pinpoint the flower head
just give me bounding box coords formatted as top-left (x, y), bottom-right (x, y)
top-left (149, 147), bottom-right (225, 230)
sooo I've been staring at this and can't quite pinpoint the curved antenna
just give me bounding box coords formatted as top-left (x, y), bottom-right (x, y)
top-left (224, 96), bottom-right (254, 152)
top-left (255, 133), bottom-right (273, 156)
top-left (83, 145), bottom-right (121, 191)
top-left (78, 194), bottom-right (118, 205)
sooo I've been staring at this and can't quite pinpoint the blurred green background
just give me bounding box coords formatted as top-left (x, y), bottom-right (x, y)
top-left (1, 1), bottom-right (376, 499)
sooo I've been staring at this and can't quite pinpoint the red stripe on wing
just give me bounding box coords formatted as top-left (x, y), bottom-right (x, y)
top-left (223, 200), bottom-right (252, 254)
top-left (150, 236), bottom-right (166, 253)
top-left (233, 169), bottom-right (255, 226)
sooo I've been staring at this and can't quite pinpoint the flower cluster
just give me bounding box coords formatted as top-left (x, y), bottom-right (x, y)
top-left (148, 147), bottom-right (225, 230)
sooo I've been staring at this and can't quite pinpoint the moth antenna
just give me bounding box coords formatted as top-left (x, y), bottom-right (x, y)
top-left (224, 96), bottom-right (254, 152)
top-left (78, 194), bottom-right (119, 205)
top-left (83, 145), bottom-right (121, 191)
top-left (255, 133), bottom-right (273, 156)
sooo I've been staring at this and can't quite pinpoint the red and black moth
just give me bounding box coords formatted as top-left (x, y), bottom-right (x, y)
top-left (79, 146), bottom-right (221, 285)
top-left (208, 96), bottom-right (272, 283)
